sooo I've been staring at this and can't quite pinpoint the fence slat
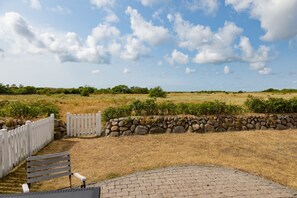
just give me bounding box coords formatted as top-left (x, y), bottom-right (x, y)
top-left (0, 115), bottom-right (54, 179)
top-left (66, 112), bottom-right (101, 137)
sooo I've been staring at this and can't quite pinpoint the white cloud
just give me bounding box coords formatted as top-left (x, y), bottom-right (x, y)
top-left (224, 65), bottom-right (231, 74)
top-left (185, 67), bottom-right (196, 74)
top-left (226, 0), bottom-right (297, 41)
top-left (50, 5), bottom-right (72, 15)
top-left (0, 12), bottom-right (112, 64)
top-left (90, 0), bottom-right (115, 8)
top-left (157, 60), bottom-right (163, 65)
top-left (30, 0), bottom-right (41, 10)
top-left (91, 24), bottom-right (120, 41)
top-left (104, 9), bottom-right (119, 23)
top-left (225, 0), bottom-right (251, 12)
top-left (258, 67), bottom-right (271, 75)
top-left (125, 6), bottom-right (170, 46)
top-left (91, 69), bottom-right (100, 74)
top-left (123, 68), bottom-right (130, 74)
top-left (192, 21), bottom-right (243, 64)
top-left (185, 0), bottom-right (219, 16)
top-left (167, 49), bottom-right (189, 65)
top-left (139, 0), bottom-right (170, 7)
top-left (169, 13), bottom-right (272, 74)
top-left (107, 41), bottom-right (121, 56)
top-left (120, 36), bottom-right (150, 61)
top-left (0, 48), bottom-right (4, 58)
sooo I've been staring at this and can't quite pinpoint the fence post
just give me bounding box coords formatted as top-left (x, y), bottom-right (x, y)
top-left (96, 111), bottom-right (101, 136)
top-left (66, 112), bottom-right (70, 137)
top-left (50, 114), bottom-right (55, 140)
top-left (0, 129), bottom-right (9, 178)
top-left (26, 121), bottom-right (32, 157)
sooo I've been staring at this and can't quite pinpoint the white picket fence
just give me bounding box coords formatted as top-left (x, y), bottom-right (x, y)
top-left (0, 114), bottom-right (54, 178)
top-left (66, 112), bottom-right (101, 137)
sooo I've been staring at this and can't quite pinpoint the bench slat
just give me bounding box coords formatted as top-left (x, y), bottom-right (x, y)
top-left (28, 161), bottom-right (71, 172)
top-left (28, 156), bottom-right (70, 166)
top-left (27, 152), bottom-right (70, 160)
top-left (28, 166), bottom-right (71, 178)
top-left (28, 171), bottom-right (71, 183)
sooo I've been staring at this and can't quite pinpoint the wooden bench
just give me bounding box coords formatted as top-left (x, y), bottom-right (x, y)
top-left (22, 152), bottom-right (86, 193)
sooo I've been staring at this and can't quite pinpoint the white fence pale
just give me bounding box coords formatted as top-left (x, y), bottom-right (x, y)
top-left (0, 114), bottom-right (54, 178)
top-left (66, 112), bottom-right (101, 137)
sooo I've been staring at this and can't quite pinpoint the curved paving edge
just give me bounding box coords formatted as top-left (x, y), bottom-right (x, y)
top-left (88, 165), bottom-right (297, 198)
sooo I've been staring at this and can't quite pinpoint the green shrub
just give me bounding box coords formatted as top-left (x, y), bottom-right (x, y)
top-left (244, 96), bottom-right (297, 113)
top-left (102, 99), bottom-right (242, 121)
top-left (80, 88), bottom-right (90, 97)
top-left (0, 100), bottom-right (60, 118)
top-left (149, 86), bottom-right (167, 98)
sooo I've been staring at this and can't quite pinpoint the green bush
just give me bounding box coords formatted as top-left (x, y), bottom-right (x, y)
top-left (102, 99), bottom-right (242, 121)
top-left (149, 86), bottom-right (167, 98)
top-left (244, 96), bottom-right (297, 113)
top-left (80, 88), bottom-right (90, 97)
top-left (0, 100), bottom-right (60, 119)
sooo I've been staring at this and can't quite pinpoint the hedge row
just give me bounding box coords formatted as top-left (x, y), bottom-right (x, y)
top-left (0, 100), bottom-right (60, 119)
top-left (102, 99), bottom-right (242, 121)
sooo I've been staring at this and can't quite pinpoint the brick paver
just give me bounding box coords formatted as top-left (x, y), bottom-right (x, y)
top-left (88, 166), bottom-right (297, 198)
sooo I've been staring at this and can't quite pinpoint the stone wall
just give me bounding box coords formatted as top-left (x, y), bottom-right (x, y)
top-left (0, 117), bottom-right (66, 140)
top-left (0, 118), bottom-right (25, 130)
top-left (104, 114), bottom-right (297, 137)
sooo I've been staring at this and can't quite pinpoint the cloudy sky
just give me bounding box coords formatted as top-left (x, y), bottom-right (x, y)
top-left (0, 0), bottom-right (297, 91)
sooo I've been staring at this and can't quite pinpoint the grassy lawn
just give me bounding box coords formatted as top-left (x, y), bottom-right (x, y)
top-left (1, 130), bottom-right (297, 193)
top-left (1, 92), bottom-right (297, 120)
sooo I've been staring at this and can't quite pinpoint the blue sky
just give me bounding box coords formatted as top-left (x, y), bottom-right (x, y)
top-left (0, 0), bottom-right (297, 91)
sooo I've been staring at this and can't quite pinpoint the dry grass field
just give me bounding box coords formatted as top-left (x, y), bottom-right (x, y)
top-left (1, 130), bottom-right (297, 193)
top-left (1, 92), bottom-right (297, 120)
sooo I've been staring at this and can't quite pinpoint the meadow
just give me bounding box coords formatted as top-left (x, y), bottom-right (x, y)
top-left (1, 92), bottom-right (297, 120)
top-left (1, 92), bottom-right (297, 193)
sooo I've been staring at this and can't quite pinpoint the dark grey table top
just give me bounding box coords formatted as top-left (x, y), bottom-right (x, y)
top-left (0, 187), bottom-right (100, 198)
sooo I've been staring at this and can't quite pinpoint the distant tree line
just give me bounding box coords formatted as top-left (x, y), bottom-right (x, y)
top-left (0, 84), bottom-right (150, 95)
top-left (262, 88), bottom-right (297, 93)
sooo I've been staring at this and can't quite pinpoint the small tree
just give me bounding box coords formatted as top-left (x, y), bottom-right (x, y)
top-left (80, 88), bottom-right (90, 97)
top-left (149, 86), bottom-right (167, 98)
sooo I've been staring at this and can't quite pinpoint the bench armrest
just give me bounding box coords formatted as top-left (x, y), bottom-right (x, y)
top-left (22, 183), bottom-right (30, 193)
top-left (73, 172), bottom-right (86, 181)
top-left (73, 172), bottom-right (86, 188)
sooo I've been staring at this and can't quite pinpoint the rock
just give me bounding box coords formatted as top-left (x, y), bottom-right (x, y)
top-left (205, 124), bottom-right (214, 132)
top-left (135, 125), bottom-right (148, 135)
top-left (172, 126), bottom-right (185, 133)
top-left (111, 121), bottom-right (118, 126)
top-left (192, 123), bottom-right (200, 131)
top-left (118, 121), bottom-right (124, 127)
top-left (149, 127), bottom-right (165, 134)
top-left (109, 132), bottom-right (119, 137)
top-left (166, 128), bottom-right (172, 133)
top-left (187, 126), bottom-right (193, 133)
top-left (261, 126), bottom-right (267, 130)
top-left (105, 129), bottom-right (110, 135)
top-left (247, 124), bottom-right (254, 129)
top-left (255, 123), bottom-right (261, 130)
top-left (287, 123), bottom-right (295, 129)
top-left (276, 124), bottom-right (286, 130)
top-left (242, 126), bottom-right (247, 131)
top-left (111, 126), bottom-right (119, 132)
top-left (122, 130), bottom-right (132, 136)
top-left (130, 125), bottom-right (136, 132)
top-left (58, 127), bottom-right (66, 132)
top-left (0, 120), bottom-right (4, 126)
top-left (54, 131), bottom-right (63, 140)
top-left (2, 125), bottom-right (8, 130)
top-left (54, 119), bottom-right (59, 128)
top-left (119, 127), bottom-right (128, 131)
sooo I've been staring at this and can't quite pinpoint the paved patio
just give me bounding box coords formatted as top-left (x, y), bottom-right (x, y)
top-left (88, 166), bottom-right (297, 198)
